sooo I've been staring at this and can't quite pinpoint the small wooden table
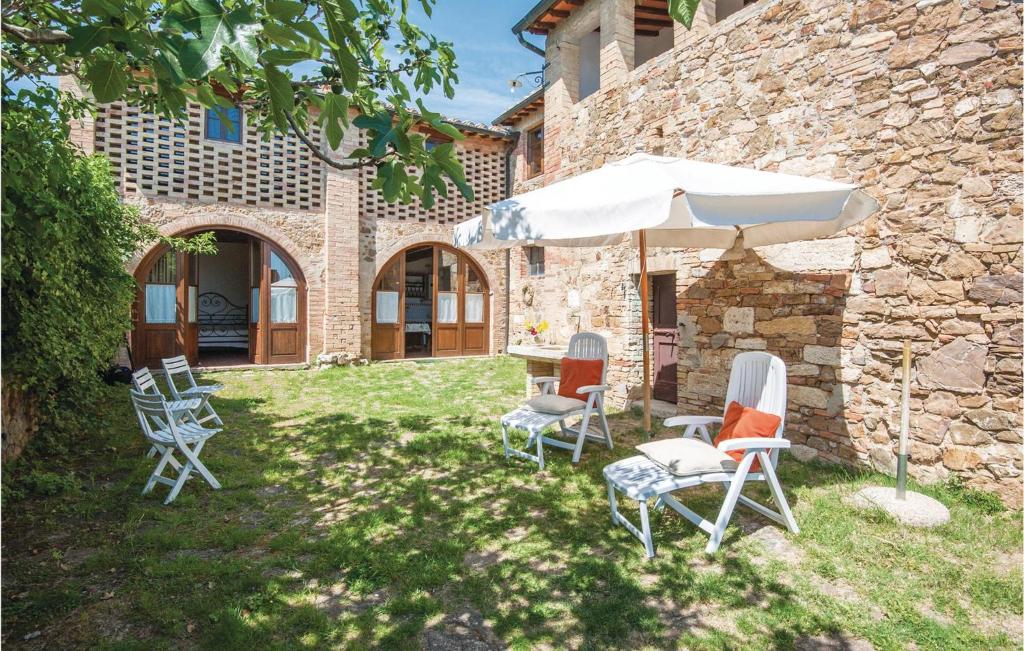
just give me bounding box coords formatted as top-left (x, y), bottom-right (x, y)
top-left (507, 344), bottom-right (568, 398)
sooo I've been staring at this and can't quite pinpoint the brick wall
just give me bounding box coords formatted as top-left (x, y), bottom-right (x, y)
top-left (509, 0), bottom-right (1023, 506)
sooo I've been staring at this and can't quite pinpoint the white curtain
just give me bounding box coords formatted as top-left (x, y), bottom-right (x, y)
top-left (188, 286), bottom-right (198, 323)
top-left (465, 293), bottom-right (484, 323)
top-left (376, 291), bottom-right (398, 324)
top-left (271, 286), bottom-right (297, 323)
top-left (437, 292), bottom-right (458, 323)
top-left (251, 287), bottom-right (259, 323)
top-left (145, 284), bottom-right (176, 324)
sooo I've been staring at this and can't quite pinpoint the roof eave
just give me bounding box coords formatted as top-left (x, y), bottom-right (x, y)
top-left (492, 87), bottom-right (545, 127)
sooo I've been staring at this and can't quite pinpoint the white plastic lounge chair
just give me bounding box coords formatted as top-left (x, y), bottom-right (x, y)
top-left (161, 355), bottom-right (224, 426)
top-left (132, 366), bottom-right (203, 461)
top-left (603, 352), bottom-right (798, 556)
top-left (130, 389), bottom-right (222, 504)
top-left (500, 332), bottom-right (613, 470)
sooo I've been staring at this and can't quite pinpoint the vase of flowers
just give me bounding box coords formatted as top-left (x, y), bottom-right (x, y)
top-left (523, 319), bottom-right (549, 345)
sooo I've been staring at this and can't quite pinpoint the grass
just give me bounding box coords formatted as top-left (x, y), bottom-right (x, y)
top-left (2, 357), bottom-right (1020, 650)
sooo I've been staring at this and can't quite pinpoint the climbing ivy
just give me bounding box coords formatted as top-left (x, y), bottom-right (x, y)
top-left (1, 87), bottom-right (212, 457)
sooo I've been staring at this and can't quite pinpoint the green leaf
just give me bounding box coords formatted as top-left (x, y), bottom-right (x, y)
top-left (668, 0), bottom-right (702, 29)
top-left (80, 0), bottom-right (120, 17)
top-left (179, 0), bottom-right (261, 78)
top-left (319, 92), bottom-right (349, 150)
top-left (321, 0), bottom-right (360, 91)
top-left (265, 65), bottom-right (294, 131)
top-left (66, 24), bottom-right (112, 55)
top-left (263, 49), bottom-right (309, 66)
top-left (85, 59), bottom-right (129, 102)
top-left (265, 0), bottom-right (306, 21)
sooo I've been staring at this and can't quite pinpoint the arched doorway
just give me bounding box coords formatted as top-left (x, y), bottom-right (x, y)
top-left (132, 228), bottom-right (307, 368)
top-left (372, 243), bottom-right (489, 360)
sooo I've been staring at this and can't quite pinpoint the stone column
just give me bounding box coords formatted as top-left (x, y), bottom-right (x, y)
top-left (600, 0), bottom-right (634, 88)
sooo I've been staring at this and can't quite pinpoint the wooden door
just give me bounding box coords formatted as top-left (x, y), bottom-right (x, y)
top-left (248, 238), bottom-right (264, 364)
top-left (134, 248), bottom-right (182, 369)
top-left (652, 274), bottom-right (678, 403)
top-left (371, 254), bottom-right (404, 360)
top-left (180, 252), bottom-right (199, 364)
top-left (265, 245), bottom-right (305, 364)
top-left (461, 260), bottom-right (488, 355)
top-left (433, 247), bottom-right (461, 357)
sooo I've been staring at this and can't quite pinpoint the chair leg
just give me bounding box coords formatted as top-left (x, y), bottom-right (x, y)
top-left (761, 452), bottom-right (800, 535)
top-left (143, 447), bottom-right (177, 495)
top-left (597, 396), bottom-right (612, 449)
top-left (180, 439), bottom-right (221, 490)
top-left (165, 460), bottom-right (192, 504)
top-left (501, 421), bottom-right (511, 459)
top-left (571, 408), bottom-right (593, 464)
top-left (706, 456), bottom-right (755, 554)
top-left (536, 428), bottom-right (545, 471)
top-left (638, 499), bottom-right (655, 558)
top-left (607, 479), bottom-right (619, 525)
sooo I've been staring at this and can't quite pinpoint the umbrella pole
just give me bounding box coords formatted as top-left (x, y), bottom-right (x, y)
top-left (639, 229), bottom-right (652, 439)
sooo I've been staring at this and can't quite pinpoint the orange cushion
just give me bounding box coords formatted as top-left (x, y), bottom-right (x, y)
top-left (557, 357), bottom-right (603, 401)
top-left (713, 401), bottom-right (781, 472)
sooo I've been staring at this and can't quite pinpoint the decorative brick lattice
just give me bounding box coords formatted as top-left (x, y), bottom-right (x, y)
top-left (360, 140), bottom-right (505, 224)
top-left (93, 102), bottom-right (324, 211)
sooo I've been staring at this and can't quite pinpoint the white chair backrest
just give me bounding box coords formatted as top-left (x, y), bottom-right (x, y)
top-left (132, 367), bottom-right (160, 395)
top-left (567, 332), bottom-right (609, 385)
top-left (723, 352), bottom-right (788, 465)
top-left (162, 355), bottom-right (197, 399)
top-left (130, 389), bottom-right (175, 444)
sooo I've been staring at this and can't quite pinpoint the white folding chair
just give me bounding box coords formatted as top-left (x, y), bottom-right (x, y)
top-left (132, 367), bottom-right (203, 461)
top-left (604, 352), bottom-right (799, 556)
top-left (500, 332), bottom-right (613, 470)
top-left (161, 355), bottom-right (224, 426)
top-left (130, 390), bottom-right (222, 504)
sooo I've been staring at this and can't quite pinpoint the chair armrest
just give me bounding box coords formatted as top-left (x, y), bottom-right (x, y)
top-left (531, 376), bottom-right (558, 386)
top-left (663, 415), bottom-right (723, 428)
top-left (576, 384), bottom-right (609, 394)
top-left (716, 437), bottom-right (791, 453)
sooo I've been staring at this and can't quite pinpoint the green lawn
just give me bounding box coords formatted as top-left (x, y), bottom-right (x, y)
top-left (2, 357), bottom-right (1020, 650)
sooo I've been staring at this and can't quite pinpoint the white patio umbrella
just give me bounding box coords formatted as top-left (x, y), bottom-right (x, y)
top-left (455, 153), bottom-right (879, 432)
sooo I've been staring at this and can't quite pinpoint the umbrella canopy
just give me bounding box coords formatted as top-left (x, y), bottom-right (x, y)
top-left (455, 152), bottom-right (880, 435)
top-left (454, 153), bottom-right (879, 251)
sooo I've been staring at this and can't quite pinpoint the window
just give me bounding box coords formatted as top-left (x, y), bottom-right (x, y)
top-left (717, 0), bottom-right (759, 22)
top-left (527, 246), bottom-right (545, 277)
top-left (145, 251), bottom-right (176, 324)
top-left (465, 266), bottom-right (484, 323)
top-left (205, 107), bottom-right (242, 144)
top-left (437, 249), bottom-right (459, 324)
top-left (269, 251), bottom-right (297, 323)
top-left (425, 138), bottom-right (447, 152)
top-left (578, 29), bottom-right (600, 100)
top-left (526, 126), bottom-right (543, 179)
top-left (375, 262), bottom-right (400, 324)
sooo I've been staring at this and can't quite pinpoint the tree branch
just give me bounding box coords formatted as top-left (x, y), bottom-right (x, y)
top-left (284, 110), bottom-right (375, 172)
top-left (2, 51), bottom-right (34, 77)
top-left (2, 22), bottom-right (72, 44)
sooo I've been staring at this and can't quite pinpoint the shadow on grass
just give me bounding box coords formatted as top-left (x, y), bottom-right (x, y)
top-left (2, 372), bottom-right (1014, 650)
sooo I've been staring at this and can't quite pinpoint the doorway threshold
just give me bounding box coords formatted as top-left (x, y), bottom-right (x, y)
top-left (630, 398), bottom-right (678, 419)
top-left (193, 362), bottom-right (309, 372)
top-left (376, 354), bottom-right (492, 364)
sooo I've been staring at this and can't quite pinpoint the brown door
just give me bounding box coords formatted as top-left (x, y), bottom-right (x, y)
top-left (134, 248), bottom-right (182, 369)
top-left (462, 261), bottom-right (488, 355)
top-left (248, 238), bottom-right (263, 364)
top-left (371, 254), bottom-right (404, 360)
top-left (265, 244), bottom-right (305, 364)
top-left (433, 247), bottom-right (461, 357)
top-left (652, 274), bottom-right (678, 404)
top-left (180, 252), bottom-right (199, 364)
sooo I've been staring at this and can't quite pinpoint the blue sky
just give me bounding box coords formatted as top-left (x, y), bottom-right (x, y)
top-left (406, 1), bottom-right (543, 124)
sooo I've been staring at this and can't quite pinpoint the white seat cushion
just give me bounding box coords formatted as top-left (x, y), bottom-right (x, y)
top-left (524, 394), bottom-right (586, 415)
top-left (635, 438), bottom-right (738, 477)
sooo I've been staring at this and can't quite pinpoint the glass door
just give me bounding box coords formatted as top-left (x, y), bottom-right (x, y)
top-left (248, 238), bottom-right (263, 364)
top-left (371, 255), bottom-right (404, 360)
top-left (433, 247), bottom-right (461, 357)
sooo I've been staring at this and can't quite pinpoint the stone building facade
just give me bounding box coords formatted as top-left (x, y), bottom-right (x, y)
top-left (500, 0), bottom-right (1022, 505)
top-left (65, 79), bottom-right (513, 367)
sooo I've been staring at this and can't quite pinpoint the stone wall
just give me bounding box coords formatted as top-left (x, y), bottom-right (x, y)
top-left (509, 0), bottom-right (1023, 505)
